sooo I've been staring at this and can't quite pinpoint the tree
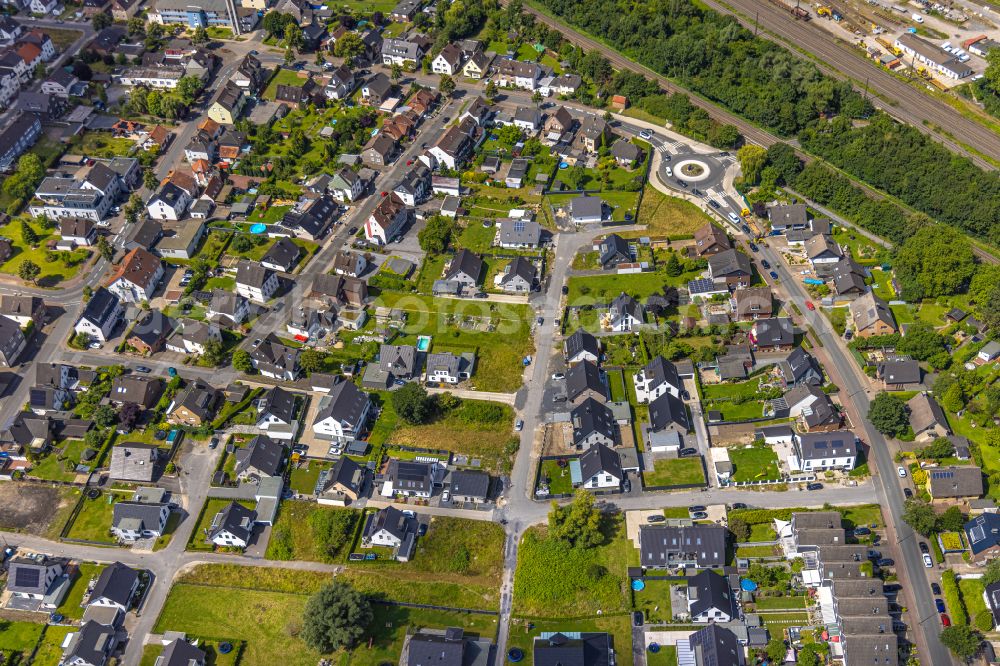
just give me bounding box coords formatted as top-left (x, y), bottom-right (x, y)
top-left (315, 51), bottom-right (326, 66)
top-left (484, 79), bottom-right (498, 101)
top-left (417, 215), bottom-right (454, 254)
top-left (18, 260), bottom-right (39, 284)
top-left (728, 517), bottom-right (749, 542)
top-left (300, 349), bottom-right (325, 373)
top-left (143, 168), bottom-right (159, 191)
top-left (937, 506), bottom-right (966, 533)
top-left (392, 383), bottom-right (434, 424)
top-left (4, 153), bottom-right (45, 202)
top-left (333, 32), bottom-right (364, 63)
top-left (202, 339), bottom-right (225, 367)
top-left (123, 193), bottom-right (144, 224)
top-left (795, 643), bottom-right (823, 666)
top-left (390, 63), bottom-right (403, 82)
top-left (301, 581), bottom-right (373, 652)
top-left (284, 22), bottom-right (303, 49)
top-left (531, 90), bottom-right (542, 106)
top-left (262, 11), bottom-right (296, 39)
top-left (176, 76), bottom-right (204, 106)
top-left (232, 234), bottom-right (253, 253)
top-left (982, 558), bottom-right (1000, 586)
top-left (901, 498), bottom-right (938, 537)
top-left (737, 144), bottom-right (768, 185)
top-left (97, 236), bottom-right (114, 262)
top-left (940, 624), bottom-right (982, 660)
top-left (867, 392), bottom-right (909, 438)
top-left (439, 74), bottom-right (456, 95)
top-left (664, 252), bottom-right (682, 277)
top-left (127, 16), bottom-right (146, 36)
top-left (21, 220), bottom-right (38, 247)
top-left (548, 489), bottom-right (605, 548)
top-left (765, 638), bottom-right (786, 664)
top-left (119, 402), bottom-right (140, 431)
top-left (894, 225), bottom-right (976, 301)
top-left (192, 26), bottom-right (209, 44)
top-left (34, 61), bottom-right (46, 80)
top-left (232, 349), bottom-right (254, 373)
top-left (764, 143), bottom-right (802, 185)
top-left (284, 47), bottom-right (296, 66)
top-left (93, 404), bottom-right (118, 429)
top-left (91, 12), bottom-right (112, 31)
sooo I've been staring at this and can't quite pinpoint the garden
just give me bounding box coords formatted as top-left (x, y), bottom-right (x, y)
top-left (564, 252), bottom-right (703, 304)
top-left (63, 489), bottom-right (134, 544)
top-left (729, 445), bottom-right (781, 483)
top-left (56, 563), bottom-right (104, 620)
top-left (265, 501), bottom-right (360, 564)
top-left (0, 217), bottom-right (92, 286)
top-left (700, 372), bottom-right (783, 423)
top-left (186, 498), bottom-right (256, 551)
top-left (641, 457), bottom-right (706, 488)
top-left (28, 439), bottom-right (94, 482)
top-left (635, 188), bottom-right (714, 238)
top-left (632, 578), bottom-right (676, 623)
top-left (538, 458), bottom-right (576, 495)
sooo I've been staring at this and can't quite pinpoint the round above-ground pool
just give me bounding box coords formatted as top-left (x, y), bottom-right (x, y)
top-left (508, 648), bottom-right (524, 663)
top-left (648, 643), bottom-right (660, 654)
top-left (631, 579), bottom-right (645, 591)
top-left (249, 223), bottom-right (267, 234)
top-left (740, 579), bottom-right (758, 592)
top-left (559, 162), bottom-right (569, 169)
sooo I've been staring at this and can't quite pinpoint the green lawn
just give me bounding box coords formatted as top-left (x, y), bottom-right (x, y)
top-left (730, 446), bottom-right (781, 483)
top-left (0, 620), bottom-right (44, 660)
top-left (370, 292), bottom-right (534, 392)
top-left (959, 577), bottom-right (989, 627)
top-left (289, 459), bottom-right (332, 495)
top-left (566, 266), bottom-right (701, 304)
top-left (64, 491), bottom-right (131, 544)
top-left (647, 645), bottom-right (677, 666)
top-left (636, 188), bottom-right (713, 237)
top-left (513, 519), bottom-right (632, 617)
top-left (265, 501), bottom-right (359, 563)
top-left (75, 132), bottom-right (135, 158)
top-left (701, 376), bottom-right (761, 400)
top-left (263, 69), bottom-right (308, 100)
top-left (869, 268), bottom-right (896, 300)
top-left (633, 578), bottom-right (674, 622)
top-left (57, 563), bottom-right (104, 619)
top-left (643, 457), bottom-right (706, 487)
top-left (539, 458), bottom-right (575, 495)
top-left (0, 218), bottom-right (91, 286)
top-left (246, 204), bottom-right (293, 226)
top-left (889, 304), bottom-right (915, 325)
top-left (154, 582), bottom-right (496, 666)
top-left (29, 439), bottom-right (92, 482)
top-left (32, 625), bottom-right (74, 666)
top-left (456, 221), bottom-right (498, 253)
top-left (755, 595), bottom-right (808, 610)
top-left (831, 230), bottom-right (888, 266)
top-left (701, 398), bottom-right (764, 421)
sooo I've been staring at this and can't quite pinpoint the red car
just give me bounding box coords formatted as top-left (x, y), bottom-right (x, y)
top-left (805, 301), bottom-right (815, 311)
top-left (406, 160), bottom-right (413, 166)
top-left (380, 191), bottom-right (388, 197)
top-left (941, 614), bottom-right (951, 626)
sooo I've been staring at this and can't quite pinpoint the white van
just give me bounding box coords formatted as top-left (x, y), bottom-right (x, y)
top-left (665, 166), bottom-right (673, 177)
top-left (912, 13), bottom-right (924, 23)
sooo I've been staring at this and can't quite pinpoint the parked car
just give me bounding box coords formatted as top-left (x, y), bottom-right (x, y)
top-left (728, 212), bottom-right (740, 223)
top-left (679, 447), bottom-right (698, 457)
top-left (852, 527), bottom-right (870, 536)
top-left (89, 341), bottom-right (102, 349)
top-left (633, 611), bottom-right (644, 626)
top-left (935, 599), bottom-right (946, 613)
top-left (878, 558), bottom-right (894, 567)
top-left (638, 129), bottom-right (652, 140)
top-left (418, 523), bottom-right (428, 536)
top-left (940, 613), bottom-right (950, 626)
top-left (553, 394), bottom-right (567, 402)
top-left (931, 582), bottom-right (941, 595)
top-left (897, 466), bottom-right (907, 478)
top-left (646, 515), bottom-right (665, 523)
top-left (806, 482), bottom-right (823, 491)
top-left (552, 373), bottom-right (565, 380)
top-left (919, 542), bottom-right (930, 554)
top-left (923, 553), bottom-right (934, 568)
top-left (731, 502), bottom-right (748, 510)
top-left (844, 330), bottom-right (854, 340)
top-left (209, 437), bottom-right (219, 449)
top-left (805, 301), bottom-right (815, 311)
top-left (514, 419), bottom-right (524, 431)
top-left (402, 510), bottom-right (416, 518)
top-left (761, 259), bottom-right (770, 269)
top-left (709, 200), bottom-right (721, 209)
top-left (135, 366), bottom-right (152, 373)
top-left (689, 505), bottom-right (707, 513)
top-left (903, 487), bottom-right (913, 498)
top-left (442, 490), bottom-right (450, 502)
top-left (561, 285), bottom-right (569, 295)
top-left (691, 512), bottom-right (709, 520)
top-left (769, 271), bottom-right (779, 280)
top-left (749, 243), bottom-right (758, 252)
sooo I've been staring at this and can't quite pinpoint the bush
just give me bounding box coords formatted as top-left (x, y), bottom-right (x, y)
top-left (941, 570), bottom-right (968, 626)
top-left (976, 610), bottom-right (994, 632)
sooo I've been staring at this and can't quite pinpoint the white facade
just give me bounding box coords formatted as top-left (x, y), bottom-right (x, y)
top-left (108, 265), bottom-right (163, 304)
top-left (236, 272), bottom-right (279, 303)
top-left (582, 469), bottom-right (621, 489)
top-left (75, 304), bottom-right (123, 342)
top-left (211, 529), bottom-right (248, 548)
top-left (313, 401), bottom-right (371, 442)
top-left (431, 53), bottom-right (459, 75)
top-left (146, 191), bottom-right (191, 220)
top-left (633, 371), bottom-right (680, 403)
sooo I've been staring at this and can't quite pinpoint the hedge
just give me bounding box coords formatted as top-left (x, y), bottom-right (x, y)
top-left (942, 570), bottom-right (968, 625)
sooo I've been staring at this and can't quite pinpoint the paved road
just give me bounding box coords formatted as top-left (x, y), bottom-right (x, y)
top-left (751, 241), bottom-right (950, 665)
top-left (702, 0), bottom-right (999, 170)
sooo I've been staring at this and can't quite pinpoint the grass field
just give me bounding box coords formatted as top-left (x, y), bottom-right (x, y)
top-left (288, 459), bottom-right (332, 495)
top-left (633, 578), bottom-right (674, 623)
top-left (0, 620), bottom-right (44, 661)
top-left (755, 595), bottom-right (808, 610)
top-left (959, 577), bottom-right (988, 626)
top-left (513, 518), bottom-right (631, 617)
top-left (56, 563), bottom-right (104, 620)
top-left (506, 615), bottom-right (633, 666)
top-left (539, 459), bottom-right (575, 495)
top-left (64, 491), bottom-right (131, 544)
top-left (32, 625), bottom-right (74, 666)
top-left (636, 188), bottom-right (712, 237)
top-left (76, 132), bottom-right (135, 158)
top-left (265, 501), bottom-right (358, 563)
top-left (642, 457), bottom-right (706, 487)
top-left (0, 218), bottom-right (91, 286)
top-left (730, 446), bottom-right (781, 482)
top-left (565, 265), bottom-right (701, 304)
top-left (647, 644), bottom-right (677, 666)
top-left (456, 221), bottom-right (498, 253)
top-left (263, 69), bottom-right (309, 100)
top-left (700, 397), bottom-right (764, 421)
top-left (29, 439), bottom-right (91, 482)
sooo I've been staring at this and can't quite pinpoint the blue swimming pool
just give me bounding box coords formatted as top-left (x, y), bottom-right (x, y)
top-left (249, 223), bottom-right (267, 234)
top-left (416, 335), bottom-right (432, 352)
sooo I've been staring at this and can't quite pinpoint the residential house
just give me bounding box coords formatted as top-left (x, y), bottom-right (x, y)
top-left (687, 570), bottom-right (737, 623)
top-left (907, 392), bottom-right (950, 441)
top-left (444, 249), bottom-right (483, 288)
top-left (393, 165), bottom-right (431, 206)
top-left (74, 287), bottom-right (123, 342)
top-left (598, 234), bottom-right (632, 269)
top-left (281, 194), bottom-right (338, 242)
top-left (768, 203), bottom-right (809, 232)
top-left (578, 442), bottom-right (623, 490)
top-left (564, 328), bottom-right (600, 364)
top-left (749, 317), bottom-right (794, 350)
top-left (512, 106), bottom-right (542, 133)
top-left (0, 295), bottom-right (45, 327)
top-left (850, 292), bottom-right (897, 338)
top-left (533, 634), bottom-right (613, 666)
top-left (449, 470), bottom-right (490, 503)
top-left (0, 317), bottom-right (27, 367)
top-left (831, 257), bottom-right (868, 298)
top-left (361, 72), bottom-right (392, 106)
top-left (639, 523), bottom-right (727, 568)
top-left (111, 501), bottom-right (169, 541)
top-left (569, 195), bottom-right (604, 224)
top-left (234, 434), bottom-right (284, 482)
top-left (693, 222), bottom-right (731, 256)
top-left (578, 116), bottom-right (610, 152)
top-left (708, 249), bottom-right (753, 289)
top-left (0, 114), bottom-right (40, 171)
top-left (260, 237), bottom-right (302, 273)
top-left (329, 168), bottom-right (365, 202)
top-left (780, 347), bottom-right (823, 387)
top-left (425, 351), bottom-right (474, 384)
top-left (16, 91), bottom-right (66, 120)
top-left (431, 43), bottom-right (463, 75)
top-left (110, 375), bottom-right (163, 409)
top-left (795, 430), bottom-right (858, 472)
top-left (333, 250), bottom-right (367, 278)
top-left (687, 625), bottom-right (744, 666)
top-left (5, 556), bottom-right (67, 605)
top-left (232, 53), bottom-right (268, 94)
top-left (460, 96), bottom-right (492, 126)
top-left (462, 50), bottom-right (489, 79)
top-left (977, 341), bottom-right (1000, 365)
top-left (382, 35), bottom-right (424, 67)
top-left (497, 256), bottom-right (537, 293)
top-left (207, 81), bottom-right (247, 125)
top-left (106, 248), bottom-right (163, 303)
top-left (146, 182), bottom-right (191, 221)
top-left (566, 360), bottom-right (608, 404)
top-left (167, 379), bottom-right (220, 426)
top-left (250, 334), bottom-right (301, 380)
top-left (125, 311), bottom-right (174, 354)
top-left (156, 639), bottom-right (207, 666)
top-left (165, 319), bottom-right (220, 356)
top-left (207, 289), bottom-right (250, 327)
top-left (324, 64), bottom-right (355, 100)
top-left (85, 562), bottom-right (139, 612)
top-left (927, 466), bottom-right (984, 501)
top-left (312, 379), bottom-right (371, 442)
top-left (58, 217), bottom-right (97, 247)
top-left (648, 391), bottom-right (690, 434)
top-left (235, 260), bottom-right (279, 303)
top-left (61, 617), bottom-right (121, 666)
top-left (316, 456), bottom-right (365, 505)
top-left (364, 505), bottom-right (417, 554)
top-left (109, 443), bottom-right (158, 482)
top-left (784, 384), bottom-right (841, 432)
top-left (605, 292), bottom-right (643, 332)
top-left (633, 356), bottom-right (682, 403)
top-left (208, 501), bottom-right (256, 548)
top-left (965, 513), bottom-right (1000, 566)
top-left (877, 358), bottom-right (921, 390)
top-left (41, 68), bottom-right (79, 98)
top-left (731, 287), bottom-right (773, 321)
top-left (497, 59), bottom-right (541, 90)
top-left (505, 158), bottom-right (528, 188)
top-left (383, 459), bottom-right (443, 498)
top-left (428, 117), bottom-right (480, 169)
top-left (610, 139), bottom-right (642, 168)
top-left (570, 397), bottom-right (617, 449)
top-left (274, 79), bottom-right (319, 109)
top-left (804, 234), bottom-right (843, 270)
top-left (365, 193), bottom-right (409, 244)
top-left (362, 133), bottom-right (397, 168)
top-left (30, 175), bottom-right (114, 223)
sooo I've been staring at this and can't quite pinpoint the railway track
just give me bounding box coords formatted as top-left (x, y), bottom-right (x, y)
top-left (704, 0), bottom-right (1000, 170)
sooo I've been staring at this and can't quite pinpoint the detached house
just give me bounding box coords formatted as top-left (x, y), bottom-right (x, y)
top-left (731, 287), bottom-right (773, 321)
top-left (444, 249), bottom-right (483, 288)
top-left (324, 64), bottom-right (355, 100)
top-left (208, 501), bottom-right (256, 548)
top-left (364, 505), bottom-right (417, 559)
top-left (0, 295), bottom-right (46, 327)
top-left (365, 193), bottom-right (408, 245)
top-left (106, 248), bottom-right (163, 303)
top-left (749, 317), bottom-right (794, 350)
top-left (313, 379), bottom-right (371, 442)
top-left (965, 513), bottom-right (1000, 566)
top-left (146, 182), bottom-right (191, 220)
top-left (250, 334), bottom-right (301, 380)
top-left (564, 328), bottom-right (600, 364)
top-left (329, 168), bottom-right (365, 203)
top-left (708, 249), bottom-right (753, 289)
top-left (794, 430), bottom-right (858, 472)
top-left (428, 117), bottom-right (480, 170)
top-left (431, 43), bottom-right (463, 75)
top-left (496, 256), bottom-right (537, 293)
top-left (598, 234), bottom-right (632, 269)
top-left (605, 292), bottom-right (643, 332)
top-left (207, 289), bottom-right (250, 327)
top-left (850, 292), bottom-right (897, 338)
top-left (907, 393), bottom-right (950, 441)
top-left (316, 456), bottom-right (365, 506)
top-left (236, 260), bottom-right (279, 303)
top-left (234, 434), bottom-right (284, 482)
top-left (578, 442), bottom-right (623, 490)
top-left (570, 398), bottom-right (617, 449)
top-left (633, 356), bottom-right (682, 403)
top-left (167, 379), bottom-right (220, 426)
top-left (74, 287), bottom-right (123, 342)
top-left (497, 59), bottom-right (541, 91)
top-left (111, 501), bottom-right (169, 542)
top-left (566, 360), bottom-right (608, 404)
top-left (85, 562), bottom-right (139, 612)
top-left (927, 466), bottom-right (984, 501)
top-left (383, 459), bottom-right (444, 498)
top-left (425, 351), bottom-right (474, 385)
top-left (687, 570), bottom-right (737, 623)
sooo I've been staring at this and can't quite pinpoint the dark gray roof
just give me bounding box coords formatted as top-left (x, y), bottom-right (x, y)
top-left (877, 358), bottom-right (920, 385)
top-left (928, 466), bottom-right (984, 498)
top-left (579, 443), bottom-right (622, 484)
top-left (751, 317), bottom-right (794, 347)
top-left (598, 234), bottom-right (631, 267)
top-left (570, 195), bottom-right (603, 220)
top-left (368, 505), bottom-right (413, 541)
top-left (798, 430), bottom-right (857, 461)
top-left (641, 356), bottom-right (680, 393)
top-left (406, 629), bottom-right (466, 666)
top-left (259, 386), bottom-right (296, 424)
top-left (566, 360), bottom-right (606, 402)
top-left (688, 624), bottom-right (743, 666)
top-left (261, 237), bottom-right (301, 271)
top-left (534, 633), bottom-right (611, 666)
top-left (314, 380), bottom-right (370, 429)
top-left (570, 398), bottom-right (616, 445)
top-left (500, 256), bottom-right (537, 286)
top-left (565, 328), bottom-right (599, 361)
top-left (907, 393), bottom-right (949, 435)
top-left (210, 501), bottom-right (256, 542)
top-left (7, 556), bottom-right (63, 595)
top-left (81, 287), bottom-right (120, 328)
top-left (768, 203), bottom-right (808, 229)
top-left (236, 259), bottom-right (274, 289)
top-left (610, 139), bottom-right (641, 162)
top-left (251, 334), bottom-right (300, 377)
top-left (966, 513), bottom-right (1000, 556)
top-left (708, 249), bottom-right (752, 278)
top-left (159, 638), bottom-right (207, 666)
top-left (648, 392), bottom-right (689, 433)
top-left (321, 455), bottom-right (364, 495)
top-left (445, 249), bottom-right (483, 282)
top-left (780, 348), bottom-right (821, 385)
top-left (112, 501), bottom-right (166, 532)
top-left (89, 561), bottom-right (138, 607)
top-left (639, 524), bottom-right (727, 568)
top-left (688, 569), bottom-right (736, 618)
top-left (389, 459), bottom-right (433, 493)
top-left (379, 344), bottom-right (418, 376)
top-left (450, 470), bottom-right (490, 499)
top-left (235, 435), bottom-right (284, 478)
top-left (64, 620), bottom-right (117, 666)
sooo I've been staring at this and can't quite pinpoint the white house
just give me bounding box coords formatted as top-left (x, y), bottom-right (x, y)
top-left (633, 356), bottom-right (681, 403)
top-left (111, 502), bottom-right (170, 542)
top-left (364, 506), bottom-right (415, 548)
top-left (793, 430), bottom-right (858, 473)
top-left (208, 501), bottom-right (256, 549)
top-left (75, 287), bottom-right (123, 342)
top-left (106, 248), bottom-right (163, 304)
top-left (85, 562), bottom-right (139, 612)
top-left (145, 182), bottom-right (191, 221)
top-left (578, 443), bottom-right (623, 490)
top-left (312, 379), bottom-right (371, 442)
top-left (235, 260), bottom-right (279, 303)
top-left (254, 386), bottom-right (298, 441)
top-left (687, 570), bottom-right (736, 623)
top-left (431, 43), bottom-right (462, 75)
